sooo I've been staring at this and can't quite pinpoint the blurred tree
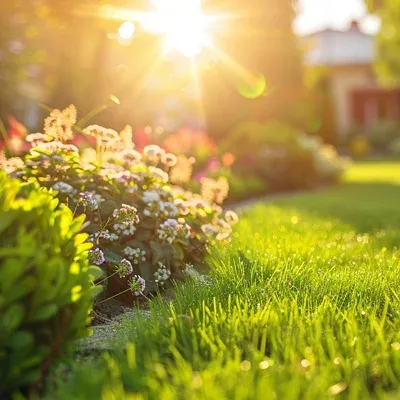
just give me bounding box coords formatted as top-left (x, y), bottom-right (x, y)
top-left (0, 1), bottom-right (41, 124)
top-left (0, 1), bottom-right (100, 127)
top-left (201, 0), bottom-right (309, 140)
top-left (365, 0), bottom-right (400, 86)
top-left (0, 0), bottom-right (172, 130)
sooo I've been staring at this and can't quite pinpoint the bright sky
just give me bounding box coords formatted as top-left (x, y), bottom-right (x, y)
top-left (295, 0), bottom-right (380, 35)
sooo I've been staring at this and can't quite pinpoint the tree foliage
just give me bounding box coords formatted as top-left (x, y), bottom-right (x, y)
top-left (200, 0), bottom-right (308, 139)
top-left (365, 0), bottom-right (400, 86)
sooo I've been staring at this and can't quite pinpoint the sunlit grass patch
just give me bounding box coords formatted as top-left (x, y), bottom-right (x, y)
top-left (45, 161), bottom-right (400, 399)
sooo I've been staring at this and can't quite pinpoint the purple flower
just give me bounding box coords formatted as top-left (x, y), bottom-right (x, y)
top-left (88, 247), bottom-right (105, 266)
top-left (115, 258), bottom-right (133, 278)
top-left (129, 275), bottom-right (146, 296)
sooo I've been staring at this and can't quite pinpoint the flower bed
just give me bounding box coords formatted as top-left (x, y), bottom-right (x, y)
top-left (1, 106), bottom-right (238, 306)
top-left (221, 121), bottom-right (350, 190)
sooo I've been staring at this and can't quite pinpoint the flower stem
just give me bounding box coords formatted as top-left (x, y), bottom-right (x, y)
top-left (97, 288), bottom-right (131, 304)
top-left (96, 271), bottom-right (118, 286)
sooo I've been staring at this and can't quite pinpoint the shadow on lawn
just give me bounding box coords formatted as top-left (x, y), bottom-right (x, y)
top-left (274, 181), bottom-right (400, 248)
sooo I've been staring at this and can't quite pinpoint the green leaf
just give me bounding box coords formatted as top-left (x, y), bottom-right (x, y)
top-left (125, 239), bottom-right (149, 251)
top-left (29, 304), bottom-right (58, 322)
top-left (140, 218), bottom-right (157, 229)
top-left (84, 223), bottom-right (101, 234)
top-left (90, 285), bottom-right (104, 299)
top-left (150, 241), bottom-right (163, 264)
top-left (133, 229), bottom-right (153, 241)
top-left (0, 212), bottom-right (17, 235)
top-left (103, 249), bottom-right (123, 264)
top-left (88, 266), bottom-right (104, 280)
top-left (100, 200), bottom-right (118, 219)
top-left (1, 304), bottom-right (24, 332)
top-left (8, 331), bottom-right (33, 350)
top-left (139, 261), bottom-right (154, 282)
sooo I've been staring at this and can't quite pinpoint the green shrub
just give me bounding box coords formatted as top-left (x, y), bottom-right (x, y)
top-left (367, 119), bottom-right (400, 151)
top-left (221, 121), bottom-right (348, 190)
top-left (1, 105), bottom-right (237, 305)
top-left (389, 137), bottom-right (400, 156)
top-left (0, 172), bottom-right (102, 397)
top-left (209, 168), bottom-right (267, 202)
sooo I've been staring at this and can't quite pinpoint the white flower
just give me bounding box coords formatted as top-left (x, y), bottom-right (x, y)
top-left (0, 156), bottom-right (24, 174)
top-left (79, 192), bottom-right (101, 211)
top-left (53, 182), bottom-right (77, 195)
top-left (142, 190), bottom-right (161, 204)
top-left (183, 263), bottom-right (201, 280)
top-left (143, 144), bottom-right (165, 159)
top-left (144, 201), bottom-right (178, 219)
top-left (161, 153), bottom-right (178, 167)
top-left (157, 218), bottom-right (191, 243)
top-left (123, 247), bottom-right (147, 263)
top-left (149, 166), bottom-right (169, 183)
top-left (120, 149), bottom-right (142, 164)
top-left (112, 204), bottom-right (139, 237)
top-left (225, 210), bottom-right (239, 225)
top-left (154, 262), bottom-right (171, 286)
top-left (91, 230), bottom-right (119, 242)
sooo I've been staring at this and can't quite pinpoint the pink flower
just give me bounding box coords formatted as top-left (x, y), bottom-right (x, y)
top-left (207, 157), bottom-right (221, 173)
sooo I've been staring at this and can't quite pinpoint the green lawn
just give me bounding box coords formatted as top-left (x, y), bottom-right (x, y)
top-left (46, 161), bottom-right (400, 400)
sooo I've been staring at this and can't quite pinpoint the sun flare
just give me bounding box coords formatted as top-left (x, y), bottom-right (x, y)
top-left (142, 0), bottom-right (212, 57)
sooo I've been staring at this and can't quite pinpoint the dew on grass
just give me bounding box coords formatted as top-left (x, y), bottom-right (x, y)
top-left (240, 360), bottom-right (251, 371)
top-left (300, 359), bottom-right (310, 368)
top-left (391, 342), bottom-right (400, 351)
top-left (259, 360), bottom-right (270, 370)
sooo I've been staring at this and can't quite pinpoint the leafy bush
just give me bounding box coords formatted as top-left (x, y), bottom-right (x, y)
top-left (367, 119), bottom-right (400, 151)
top-left (209, 168), bottom-right (267, 202)
top-left (221, 121), bottom-right (348, 190)
top-left (389, 137), bottom-right (400, 156)
top-left (0, 171), bottom-right (101, 397)
top-left (2, 105), bottom-right (237, 305)
top-left (347, 135), bottom-right (371, 158)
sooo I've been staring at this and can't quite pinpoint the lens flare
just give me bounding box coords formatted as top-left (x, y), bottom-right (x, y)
top-left (118, 21), bottom-right (135, 40)
top-left (237, 73), bottom-right (266, 99)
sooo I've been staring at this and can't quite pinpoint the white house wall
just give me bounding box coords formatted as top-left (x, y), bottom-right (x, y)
top-left (330, 65), bottom-right (375, 137)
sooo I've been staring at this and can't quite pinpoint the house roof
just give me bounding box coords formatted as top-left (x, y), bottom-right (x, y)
top-left (303, 21), bottom-right (375, 67)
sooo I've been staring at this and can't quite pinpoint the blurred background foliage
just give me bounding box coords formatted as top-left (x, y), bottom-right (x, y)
top-left (366, 0), bottom-right (400, 86)
top-left (0, 0), bottom-right (320, 137)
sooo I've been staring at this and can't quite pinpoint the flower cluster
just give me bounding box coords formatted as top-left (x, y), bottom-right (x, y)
top-left (89, 230), bottom-right (119, 243)
top-left (183, 263), bottom-right (201, 280)
top-left (83, 125), bottom-right (121, 150)
top-left (154, 262), bottom-right (171, 286)
top-left (169, 155), bottom-right (194, 184)
top-left (53, 181), bottom-right (77, 195)
top-left (0, 155), bottom-right (24, 174)
top-left (129, 275), bottom-right (146, 296)
top-left (4, 106), bottom-right (237, 300)
top-left (78, 191), bottom-right (102, 212)
top-left (115, 258), bottom-right (134, 278)
top-left (200, 176), bottom-right (230, 204)
top-left (158, 219), bottom-right (191, 244)
top-left (88, 247), bottom-right (105, 266)
top-left (143, 198), bottom-right (178, 219)
top-left (112, 204), bottom-right (140, 236)
top-left (44, 104), bottom-right (77, 142)
top-left (143, 144), bottom-right (165, 163)
top-left (123, 247), bottom-right (147, 264)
